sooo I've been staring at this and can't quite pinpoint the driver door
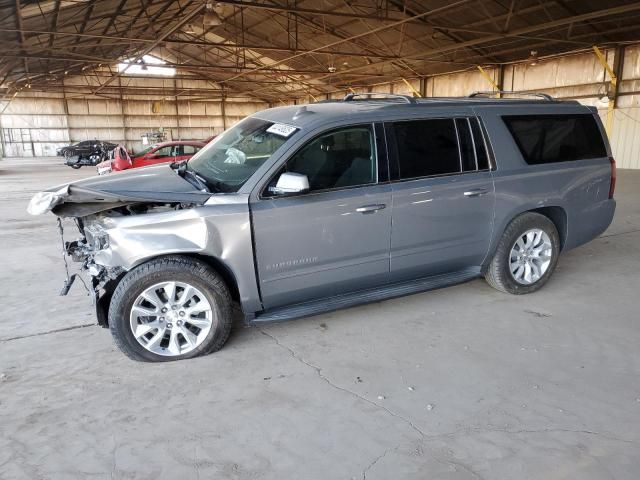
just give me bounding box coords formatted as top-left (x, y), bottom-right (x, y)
top-left (250, 124), bottom-right (392, 309)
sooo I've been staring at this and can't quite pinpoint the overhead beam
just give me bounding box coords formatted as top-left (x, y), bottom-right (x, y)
top-left (48, 0), bottom-right (61, 48)
top-left (14, 0), bottom-right (29, 79)
top-left (3, 53), bottom-right (395, 77)
top-left (93, 2), bottom-right (205, 94)
top-left (0, 32), bottom-right (406, 60)
top-left (222, 0), bottom-right (474, 84)
top-left (214, 0), bottom-right (441, 23)
top-left (306, 2), bottom-right (640, 83)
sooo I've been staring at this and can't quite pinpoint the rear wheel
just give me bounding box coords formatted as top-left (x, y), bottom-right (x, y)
top-left (485, 212), bottom-right (560, 294)
top-left (109, 256), bottom-right (232, 362)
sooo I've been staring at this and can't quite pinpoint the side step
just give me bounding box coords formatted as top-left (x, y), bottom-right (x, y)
top-left (252, 267), bottom-right (481, 323)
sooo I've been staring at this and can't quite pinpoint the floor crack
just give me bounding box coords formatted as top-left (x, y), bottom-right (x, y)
top-left (0, 323), bottom-right (94, 342)
top-left (258, 328), bottom-right (429, 440)
top-left (362, 445), bottom-right (397, 480)
top-left (599, 228), bottom-right (640, 239)
top-left (489, 427), bottom-right (636, 444)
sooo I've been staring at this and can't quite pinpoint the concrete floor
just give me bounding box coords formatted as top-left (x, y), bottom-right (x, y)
top-left (1, 157), bottom-right (639, 480)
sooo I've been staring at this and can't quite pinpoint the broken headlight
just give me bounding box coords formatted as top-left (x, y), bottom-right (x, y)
top-left (84, 223), bottom-right (110, 252)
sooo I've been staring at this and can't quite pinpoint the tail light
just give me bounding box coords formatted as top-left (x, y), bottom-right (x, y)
top-left (609, 156), bottom-right (616, 199)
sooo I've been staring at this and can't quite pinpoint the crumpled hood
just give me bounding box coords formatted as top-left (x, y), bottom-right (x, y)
top-left (28, 164), bottom-right (211, 217)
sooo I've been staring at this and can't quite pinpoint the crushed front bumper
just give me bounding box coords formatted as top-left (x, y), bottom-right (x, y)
top-left (58, 219), bottom-right (124, 327)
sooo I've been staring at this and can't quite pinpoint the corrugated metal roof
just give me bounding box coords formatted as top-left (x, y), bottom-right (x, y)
top-left (1, 0), bottom-right (640, 101)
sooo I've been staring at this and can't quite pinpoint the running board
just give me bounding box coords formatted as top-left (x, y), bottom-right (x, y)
top-left (252, 268), bottom-right (481, 323)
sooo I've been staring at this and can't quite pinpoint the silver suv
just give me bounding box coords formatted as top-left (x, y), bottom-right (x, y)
top-left (29, 93), bottom-right (616, 362)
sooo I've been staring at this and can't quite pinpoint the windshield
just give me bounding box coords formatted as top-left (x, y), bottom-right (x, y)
top-left (188, 117), bottom-right (296, 192)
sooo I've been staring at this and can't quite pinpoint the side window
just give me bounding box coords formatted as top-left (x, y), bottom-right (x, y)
top-left (393, 119), bottom-right (460, 179)
top-left (502, 114), bottom-right (607, 165)
top-left (183, 145), bottom-right (198, 155)
top-left (153, 146), bottom-right (173, 157)
top-left (280, 126), bottom-right (376, 192)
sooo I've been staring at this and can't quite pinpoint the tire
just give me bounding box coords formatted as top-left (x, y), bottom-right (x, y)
top-left (108, 256), bottom-right (233, 362)
top-left (70, 164), bottom-right (81, 169)
top-left (485, 212), bottom-right (560, 295)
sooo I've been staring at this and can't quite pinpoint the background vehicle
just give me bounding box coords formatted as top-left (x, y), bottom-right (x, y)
top-left (96, 140), bottom-right (206, 173)
top-left (30, 94), bottom-right (616, 362)
top-left (60, 141), bottom-right (117, 169)
top-left (96, 145), bottom-right (130, 175)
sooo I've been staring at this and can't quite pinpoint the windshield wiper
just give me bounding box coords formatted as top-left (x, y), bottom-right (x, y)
top-left (170, 160), bottom-right (211, 192)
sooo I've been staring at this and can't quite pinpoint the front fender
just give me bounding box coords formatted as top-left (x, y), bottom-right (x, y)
top-left (93, 199), bottom-right (262, 314)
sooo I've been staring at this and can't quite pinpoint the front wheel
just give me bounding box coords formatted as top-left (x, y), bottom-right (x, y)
top-left (485, 212), bottom-right (560, 294)
top-left (70, 164), bottom-right (81, 169)
top-left (109, 256), bottom-right (232, 362)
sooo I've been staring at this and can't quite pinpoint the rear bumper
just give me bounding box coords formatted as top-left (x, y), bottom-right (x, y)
top-left (565, 199), bottom-right (616, 250)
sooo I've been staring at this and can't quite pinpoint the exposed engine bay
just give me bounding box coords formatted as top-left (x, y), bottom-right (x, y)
top-left (28, 162), bottom-right (258, 334)
top-left (58, 201), bottom-right (198, 326)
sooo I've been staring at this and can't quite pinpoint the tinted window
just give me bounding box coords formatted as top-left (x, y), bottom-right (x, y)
top-left (284, 126), bottom-right (376, 191)
top-left (393, 119), bottom-right (460, 179)
top-left (470, 118), bottom-right (490, 170)
top-left (456, 118), bottom-right (476, 171)
top-left (503, 114), bottom-right (607, 165)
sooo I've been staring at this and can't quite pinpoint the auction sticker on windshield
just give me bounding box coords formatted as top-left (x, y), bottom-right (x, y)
top-left (266, 123), bottom-right (298, 137)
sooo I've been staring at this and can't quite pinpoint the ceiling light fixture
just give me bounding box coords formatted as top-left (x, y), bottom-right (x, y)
top-left (528, 50), bottom-right (539, 66)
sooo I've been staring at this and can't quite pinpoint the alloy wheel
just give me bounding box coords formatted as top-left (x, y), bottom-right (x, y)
top-left (509, 229), bottom-right (553, 285)
top-left (129, 281), bottom-right (214, 356)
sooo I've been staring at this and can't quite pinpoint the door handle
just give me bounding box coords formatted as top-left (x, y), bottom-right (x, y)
top-left (356, 204), bottom-right (386, 214)
top-left (463, 188), bottom-right (489, 197)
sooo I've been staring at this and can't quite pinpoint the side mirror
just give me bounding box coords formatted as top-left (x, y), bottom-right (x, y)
top-left (271, 172), bottom-right (309, 195)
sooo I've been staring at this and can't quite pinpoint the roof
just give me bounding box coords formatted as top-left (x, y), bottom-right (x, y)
top-left (1, 1), bottom-right (640, 101)
top-left (252, 95), bottom-right (586, 129)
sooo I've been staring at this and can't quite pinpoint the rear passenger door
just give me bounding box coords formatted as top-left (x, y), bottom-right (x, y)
top-left (387, 116), bottom-right (495, 281)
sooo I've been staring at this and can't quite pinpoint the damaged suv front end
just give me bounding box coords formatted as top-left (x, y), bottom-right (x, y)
top-left (29, 116), bottom-right (294, 361)
top-left (28, 166), bottom-right (214, 326)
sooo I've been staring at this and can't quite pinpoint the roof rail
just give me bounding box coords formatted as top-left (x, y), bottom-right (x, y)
top-left (468, 91), bottom-right (554, 101)
top-left (343, 92), bottom-right (417, 104)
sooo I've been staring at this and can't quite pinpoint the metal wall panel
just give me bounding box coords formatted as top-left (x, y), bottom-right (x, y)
top-left (2, 47), bottom-right (639, 165)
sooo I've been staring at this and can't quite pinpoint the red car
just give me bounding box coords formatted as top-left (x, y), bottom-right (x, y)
top-left (97, 141), bottom-right (206, 174)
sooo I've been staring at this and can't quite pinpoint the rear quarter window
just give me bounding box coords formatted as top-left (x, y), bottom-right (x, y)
top-left (502, 114), bottom-right (607, 165)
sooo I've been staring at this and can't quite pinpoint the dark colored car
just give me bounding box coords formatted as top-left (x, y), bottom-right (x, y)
top-left (58, 140), bottom-right (117, 169)
top-left (30, 93), bottom-right (616, 362)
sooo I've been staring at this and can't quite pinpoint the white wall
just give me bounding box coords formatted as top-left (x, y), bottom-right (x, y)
top-left (0, 77), bottom-right (268, 156)
top-left (325, 45), bottom-right (640, 169)
top-left (2, 45), bottom-right (640, 167)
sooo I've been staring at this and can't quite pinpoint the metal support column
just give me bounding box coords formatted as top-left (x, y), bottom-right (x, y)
top-left (477, 65), bottom-right (501, 97)
top-left (592, 45), bottom-right (618, 135)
